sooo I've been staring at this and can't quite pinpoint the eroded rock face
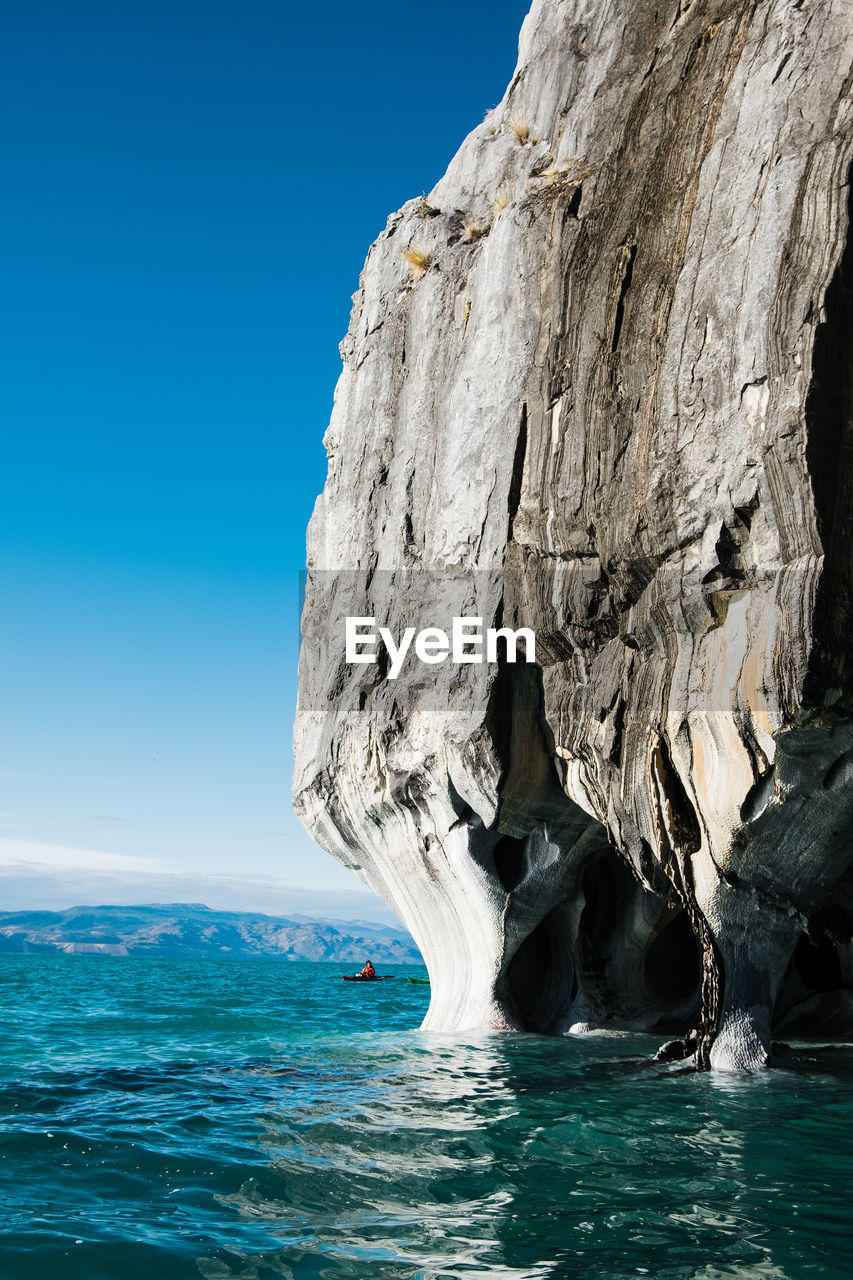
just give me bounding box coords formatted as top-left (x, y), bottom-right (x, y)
top-left (294, 0), bottom-right (853, 1068)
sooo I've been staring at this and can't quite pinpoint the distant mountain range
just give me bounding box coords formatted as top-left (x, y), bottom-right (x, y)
top-left (0, 903), bottom-right (422, 963)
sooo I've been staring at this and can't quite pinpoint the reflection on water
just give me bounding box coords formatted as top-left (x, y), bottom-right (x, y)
top-left (0, 958), bottom-right (852, 1280)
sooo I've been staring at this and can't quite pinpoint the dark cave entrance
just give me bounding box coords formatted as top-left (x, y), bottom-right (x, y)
top-left (504, 900), bottom-right (577, 1034)
top-left (575, 853), bottom-right (631, 981)
top-left (803, 163), bottom-right (853, 703)
top-left (643, 909), bottom-right (702, 1005)
top-left (770, 166), bottom-right (853, 1040)
top-left (773, 900), bottom-right (853, 1038)
top-left (492, 833), bottom-right (577, 1035)
top-left (500, 845), bottom-right (704, 1035)
top-left (493, 834), bottom-right (525, 892)
top-left (792, 931), bottom-right (843, 993)
top-left (576, 851), bottom-right (701, 1028)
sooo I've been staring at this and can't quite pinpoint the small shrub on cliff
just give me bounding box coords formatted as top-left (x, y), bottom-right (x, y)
top-left (402, 246), bottom-right (433, 278)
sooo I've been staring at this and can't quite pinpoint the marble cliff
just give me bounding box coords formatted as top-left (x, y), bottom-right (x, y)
top-left (294, 0), bottom-right (853, 1068)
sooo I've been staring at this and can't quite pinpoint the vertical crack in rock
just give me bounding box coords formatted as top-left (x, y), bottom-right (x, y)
top-left (610, 243), bottom-right (637, 353)
top-left (650, 737), bottom-right (721, 1068)
top-left (294, 0), bottom-right (853, 1068)
top-left (507, 406), bottom-right (528, 543)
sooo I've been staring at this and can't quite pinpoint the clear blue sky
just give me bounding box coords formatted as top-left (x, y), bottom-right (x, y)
top-left (0, 0), bottom-right (530, 911)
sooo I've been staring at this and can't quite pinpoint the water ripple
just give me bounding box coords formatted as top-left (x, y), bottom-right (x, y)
top-left (0, 957), bottom-right (852, 1278)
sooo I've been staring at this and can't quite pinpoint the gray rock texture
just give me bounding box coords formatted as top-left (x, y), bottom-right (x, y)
top-left (294, 0), bottom-right (853, 1068)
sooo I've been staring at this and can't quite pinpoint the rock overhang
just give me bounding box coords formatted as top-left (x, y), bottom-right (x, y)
top-left (294, 0), bottom-right (853, 1069)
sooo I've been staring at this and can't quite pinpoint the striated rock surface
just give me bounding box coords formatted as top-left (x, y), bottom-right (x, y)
top-left (294, 0), bottom-right (853, 1068)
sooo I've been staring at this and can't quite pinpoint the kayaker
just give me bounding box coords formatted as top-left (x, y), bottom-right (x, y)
top-left (358, 960), bottom-right (376, 979)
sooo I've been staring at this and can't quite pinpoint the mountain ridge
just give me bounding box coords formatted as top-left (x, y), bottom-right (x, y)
top-left (0, 902), bottom-right (422, 963)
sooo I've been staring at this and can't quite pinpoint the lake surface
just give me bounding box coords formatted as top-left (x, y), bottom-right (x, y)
top-left (0, 955), bottom-right (851, 1278)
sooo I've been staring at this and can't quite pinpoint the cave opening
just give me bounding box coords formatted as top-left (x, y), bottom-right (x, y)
top-left (792, 933), bottom-right (843, 992)
top-left (803, 162), bottom-right (853, 704)
top-left (499, 849), bottom-right (705, 1035)
top-left (574, 851), bottom-right (701, 1030)
top-left (493, 835), bottom-right (525, 892)
top-left (773, 899), bottom-right (853, 1038)
top-left (503, 901), bottom-right (577, 1034)
top-left (576, 853), bottom-right (628, 981)
top-left (643, 909), bottom-right (702, 1004)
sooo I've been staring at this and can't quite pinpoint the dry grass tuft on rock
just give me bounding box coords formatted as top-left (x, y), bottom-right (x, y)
top-left (463, 222), bottom-right (491, 244)
top-left (491, 190), bottom-right (512, 217)
top-left (510, 116), bottom-right (531, 144)
top-left (402, 246), bottom-right (433, 278)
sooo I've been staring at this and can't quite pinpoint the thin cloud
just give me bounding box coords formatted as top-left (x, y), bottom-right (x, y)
top-left (0, 852), bottom-right (399, 926)
top-left (0, 837), bottom-right (165, 874)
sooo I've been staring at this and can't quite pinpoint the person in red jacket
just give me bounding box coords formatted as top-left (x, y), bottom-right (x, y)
top-left (358, 960), bottom-right (376, 979)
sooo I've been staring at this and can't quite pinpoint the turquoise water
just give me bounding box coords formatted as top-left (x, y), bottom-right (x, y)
top-left (0, 957), bottom-right (852, 1278)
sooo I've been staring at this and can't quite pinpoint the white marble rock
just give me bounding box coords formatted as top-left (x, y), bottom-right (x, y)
top-left (294, 0), bottom-right (853, 1069)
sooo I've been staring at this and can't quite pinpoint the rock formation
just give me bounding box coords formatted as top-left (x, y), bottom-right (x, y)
top-left (294, 0), bottom-right (853, 1068)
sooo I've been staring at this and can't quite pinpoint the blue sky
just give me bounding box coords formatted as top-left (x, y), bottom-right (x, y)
top-left (0, 0), bottom-right (530, 913)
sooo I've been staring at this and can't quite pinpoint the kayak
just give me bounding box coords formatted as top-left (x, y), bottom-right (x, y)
top-left (406, 976), bottom-right (430, 985)
top-left (341, 974), bottom-right (395, 982)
